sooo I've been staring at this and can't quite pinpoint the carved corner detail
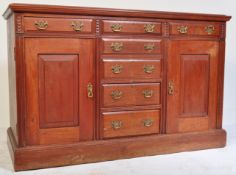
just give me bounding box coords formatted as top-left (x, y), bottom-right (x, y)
top-left (16, 14), bottom-right (24, 34)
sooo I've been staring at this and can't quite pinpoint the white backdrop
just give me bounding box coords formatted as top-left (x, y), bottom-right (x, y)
top-left (0, 0), bottom-right (235, 128)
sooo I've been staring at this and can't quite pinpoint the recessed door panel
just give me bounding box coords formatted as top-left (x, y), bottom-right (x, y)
top-left (25, 38), bottom-right (95, 145)
top-left (167, 40), bottom-right (219, 133)
top-left (39, 55), bottom-right (79, 128)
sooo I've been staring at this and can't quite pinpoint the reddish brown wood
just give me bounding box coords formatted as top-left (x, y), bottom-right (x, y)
top-left (102, 38), bottom-right (162, 54)
top-left (24, 16), bottom-right (95, 33)
top-left (169, 21), bottom-right (221, 36)
top-left (102, 20), bottom-right (161, 35)
top-left (102, 110), bottom-right (160, 138)
top-left (7, 127), bottom-right (226, 171)
top-left (167, 40), bottom-right (219, 133)
top-left (3, 3), bottom-right (231, 21)
top-left (4, 3), bottom-right (230, 171)
top-left (102, 83), bottom-right (161, 107)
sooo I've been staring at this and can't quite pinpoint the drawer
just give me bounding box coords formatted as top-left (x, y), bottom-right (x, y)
top-left (102, 20), bottom-right (161, 34)
top-left (23, 17), bottom-right (95, 33)
top-left (102, 110), bottom-right (160, 138)
top-left (102, 83), bottom-right (161, 107)
top-left (102, 59), bottom-right (161, 80)
top-left (102, 38), bottom-right (162, 54)
top-left (169, 22), bottom-right (220, 36)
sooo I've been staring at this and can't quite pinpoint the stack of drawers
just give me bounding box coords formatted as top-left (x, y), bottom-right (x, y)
top-left (100, 19), bottom-right (163, 139)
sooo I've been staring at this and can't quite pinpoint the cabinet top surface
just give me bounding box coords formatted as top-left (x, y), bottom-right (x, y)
top-left (3, 3), bottom-right (231, 22)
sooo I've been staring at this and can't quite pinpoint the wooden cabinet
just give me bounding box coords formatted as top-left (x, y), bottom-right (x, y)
top-left (3, 3), bottom-right (231, 171)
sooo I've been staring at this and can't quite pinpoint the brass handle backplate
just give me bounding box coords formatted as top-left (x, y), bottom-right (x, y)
top-left (71, 21), bottom-right (84, 32)
top-left (111, 121), bottom-right (122, 129)
top-left (112, 64), bottom-right (123, 74)
top-left (111, 90), bottom-right (123, 100)
top-left (144, 24), bottom-right (155, 33)
top-left (35, 21), bottom-right (48, 30)
top-left (111, 42), bottom-right (123, 52)
top-left (168, 80), bottom-right (174, 95)
top-left (177, 26), bottom-right (188, 34)
top-left (142, 90), bottom-right (153, 98)
top-left (111, 24), bottom-right (122, 32)
top-left (144, 44), bottom-right (155, 51)
top-left (205, 25), bottom-right (215, 35)
top-left (144, 65), bottom-right (155, 73)
top-left (87, 83), bottom-right (93, 98)
top-left (143, 119), bottom-right (153, 127)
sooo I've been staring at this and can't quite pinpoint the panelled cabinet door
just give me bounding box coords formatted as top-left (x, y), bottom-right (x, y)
top-left (167, 40), bottom-right (219, 133)
top-left (24, 38), bottom-right (95, 145)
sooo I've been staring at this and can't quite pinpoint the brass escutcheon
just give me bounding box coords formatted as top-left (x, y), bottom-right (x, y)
top-left (34, 21), bottom-right (48, 30)
top-left (142, 90), bottom-right (153, 98)
top-left (144, 65), bottom-right (155, 73)
top-left (177, 26), bottom-right (188, 34)
top-left (144, 44), bottom-right (155, 51)
top-left (111, 42), bottom-right (123, 52)
top-left (143, 119), bottom-right (153, 127)
top-left (111, 121), bottom-right (122, 129)
top-left (144, 24), bottom-right (155, 33)
top-left (111, 64), bottom-right (123, 74)
top-left (111, 24), bottom-right (122, 32)
top-left (111, 90), bottom-right (123, 100)
top-left (87, 83), bottom-right (93, 98)
top-left (71, 21), bottom-right (84, 32)
top-left (205, 25), bottom-right (215, 35)
top-left (168, 80), bottom-right (174, 95)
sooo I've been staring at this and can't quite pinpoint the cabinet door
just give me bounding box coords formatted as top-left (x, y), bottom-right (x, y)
top-left (24, 38), bottom-right (95, 145)
top-left (167, 40), bottom-right (219, 133)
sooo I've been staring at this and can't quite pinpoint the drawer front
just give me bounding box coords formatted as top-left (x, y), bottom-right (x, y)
top-left (102, 83), bottom-right (161, 107)
top-left (170, 22), bottom-right (220, 36)
top-left (102, 38), bottom-right (162, 54)
top-left (102, 110), bottom-right (160, 138)
top-left (24, 17), bottom-right (95, 33)
top-left (102, 20), bottom-right (161, 34)
top-left (102, 59), bottom-right (161, 80)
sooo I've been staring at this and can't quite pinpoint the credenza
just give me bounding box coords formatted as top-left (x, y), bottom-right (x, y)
top-left (3, 3), bottom-right (231, 171)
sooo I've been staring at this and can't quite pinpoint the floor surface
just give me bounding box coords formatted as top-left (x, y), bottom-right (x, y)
top-left (1, 124), bottom-right (236, 175)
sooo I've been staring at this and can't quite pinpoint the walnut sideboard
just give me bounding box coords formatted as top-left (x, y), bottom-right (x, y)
top-left (3, 3), bottom-right (231, 171)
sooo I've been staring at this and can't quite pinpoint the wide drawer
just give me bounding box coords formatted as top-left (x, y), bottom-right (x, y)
top-left (102, 58), bottom-right (161, 80)
top-left (102, 38), bottom-right (162, 54)
top-left (23, 17), bottom-right (95, 33)
top-left (102, 110), bottom-right (160, 138)
top-left (102, 20), bottom-right (161, 34)
top-left (169, 22), bottom-right (220, 36)
top-left (102, 83), bottom-right (161, 107)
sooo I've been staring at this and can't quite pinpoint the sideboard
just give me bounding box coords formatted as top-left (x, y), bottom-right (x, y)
top-left (3, 3), bottom-right (231, 171)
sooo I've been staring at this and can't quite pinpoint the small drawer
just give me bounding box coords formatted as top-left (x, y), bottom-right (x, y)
top-left (102, 109), bottom-right (160, 138)
top-left (102, 38), bottom-right (162, 54)
top-left (102, 83), bottom-right (161, 107)
top-left (169, 22), bottom-right (220, 36)
top-left (102, 59), bottom-right (161, 80)
top-left (23, 17), bottom-right (95, 33)
top-left (102, 20), bottom-right (161, 35)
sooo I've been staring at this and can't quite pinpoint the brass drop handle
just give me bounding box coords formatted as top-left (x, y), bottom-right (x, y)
top-left (142, 90), bottom-right (153, 98)
top-left (71, 21), bottom-right (84, 32)
top-left (35, 21), bottom-right (48, 30)
top-left (111, 42), bottom-right (123, 52)
top-left (111, 90), bottom-right (123, 100)
top-left (205, 25), bottom-right (215, 35)
top-left (111, 121), bottom-right (122, 129)
top-left (168, 80), bottom-right (174, 95)
top-left (144, 65), bottom-right (155, 73)
top-left (144, 24), bottom-right (155, 33)
top-left (87, 83), bottom-right (93, 98)
top-left (144, 44), bottom-right (155, 51)
top-left (143, 119), bottom-right (153, 127)
top-left (112, 64), bottom-right (123, 74)
top-left (177, 26), bottom-right (188, 34)
top-left (111, 24), bottom-right (122, 32)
